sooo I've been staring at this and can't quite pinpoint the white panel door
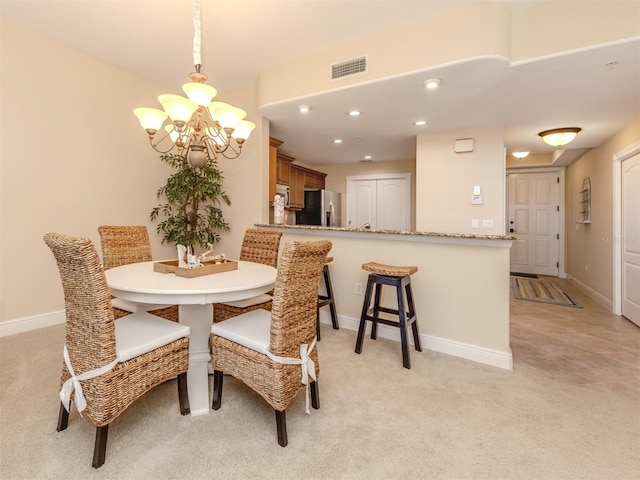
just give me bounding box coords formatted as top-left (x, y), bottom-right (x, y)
top-left (621, 153), bottom-right (640, 325)
top-left (376, 177), bottom-right (410, 231)
top-left (508, 172), bottom-right (560, 276)
top-left (347, 174), bottom-right (410, 230)
top-left (350, 180), bottom-right (376, 229)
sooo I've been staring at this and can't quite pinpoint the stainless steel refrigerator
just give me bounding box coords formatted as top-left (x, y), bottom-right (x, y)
top-left (295, 189), bottom-right (341, 227)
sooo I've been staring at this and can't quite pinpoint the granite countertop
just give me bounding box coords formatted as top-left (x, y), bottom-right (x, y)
top-left (254, 224), bottom-right (515, 241)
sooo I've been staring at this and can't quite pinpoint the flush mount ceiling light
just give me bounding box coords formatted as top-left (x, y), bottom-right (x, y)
top-left (298, 105), bottom-right (311, 113)
top-left (538, 127), bottom-right (582, 147)
top-left (423, 78), bottom-right (442, 90)
top-left (512, 151), bottom-right (529, 158)
top-left (348, 110), bottom-right (361, 116)
top-left (414, 120), bottom-right (427, 126)
top-left (333, 139), bottom-right (343, 144)
top-left (133, 0), bottom-right (254, 168)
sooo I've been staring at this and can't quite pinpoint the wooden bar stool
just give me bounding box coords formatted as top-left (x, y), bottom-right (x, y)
top-left (355, 262), bottom-right (421, 369)
top-left (317, 257), bottom-right (339, 340)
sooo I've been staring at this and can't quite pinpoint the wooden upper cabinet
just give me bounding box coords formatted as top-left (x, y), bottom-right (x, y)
top-left (269, 136), bottom-right (326, 210)
top-left (269, 137), bottom-right (283, 203)
top-left (304, 170), bottom-right (326, 189)
top-left (276, 153), bottom-right (294, 185)
top-left (290, 165), bottom-right (305, 210)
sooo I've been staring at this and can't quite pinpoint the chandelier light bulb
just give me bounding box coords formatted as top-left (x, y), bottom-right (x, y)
top-left (182, 82), bottom-right (217, 106)
top-left (133, 108), bottom-right (168, 134)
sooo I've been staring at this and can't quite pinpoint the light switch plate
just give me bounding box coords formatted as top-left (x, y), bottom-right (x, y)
top-left (471, 195), bottom-right (483, 205)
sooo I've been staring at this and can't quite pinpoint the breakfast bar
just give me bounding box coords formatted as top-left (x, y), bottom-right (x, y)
top-left (256, 224), bottom-right (515, 370)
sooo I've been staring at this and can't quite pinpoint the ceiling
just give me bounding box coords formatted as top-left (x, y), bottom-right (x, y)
top-left (2, 0), bottom-right (639, 166)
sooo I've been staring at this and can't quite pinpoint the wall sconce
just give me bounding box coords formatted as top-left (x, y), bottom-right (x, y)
top-left (538, 127), bottom-right (581, 147)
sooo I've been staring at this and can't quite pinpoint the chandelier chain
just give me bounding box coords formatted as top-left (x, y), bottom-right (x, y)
top-left (193, 0), bottom-right (202, 67)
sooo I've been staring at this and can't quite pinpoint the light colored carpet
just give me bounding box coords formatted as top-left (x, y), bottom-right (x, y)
top-left (511, 277), bottom-right (582, 308)
top-left (1, 321), bottom-right (638, 480)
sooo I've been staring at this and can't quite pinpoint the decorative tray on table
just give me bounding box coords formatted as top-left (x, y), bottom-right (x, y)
top-left (153, 259), bottom-right (238, 278)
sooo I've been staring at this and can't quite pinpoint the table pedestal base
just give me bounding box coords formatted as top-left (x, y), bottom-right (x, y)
top-left (179, 304), bottom-right (213, 416)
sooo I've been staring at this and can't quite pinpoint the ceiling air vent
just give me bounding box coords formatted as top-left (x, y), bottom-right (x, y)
top-left (331, 56), bottom-right (367, 80)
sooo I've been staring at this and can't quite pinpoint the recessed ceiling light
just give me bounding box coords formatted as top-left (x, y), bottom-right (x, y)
top-left (414, 120), bottom-right (427, 126)
top-left (333, 139), bottom-right (342, 144)
top-left (298, 105), bottom-right (311, 113)
top-left (364, 155), bottom-right (372, 160)
top-left (512, 151), bottom-right (529, 158)
top-left (348, 110), bottom-right (361, 116)
top-left (423, 78), bottom-right (442, 89)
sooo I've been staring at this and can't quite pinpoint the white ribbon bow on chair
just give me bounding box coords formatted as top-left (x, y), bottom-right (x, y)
top-left (266, 338), bottom-right (317, 414)
top-left (59, 345), bottom-right (118, 416)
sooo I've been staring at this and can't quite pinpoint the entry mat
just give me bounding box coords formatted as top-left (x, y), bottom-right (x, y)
top-left (511, 276), bottom-right (582, 308)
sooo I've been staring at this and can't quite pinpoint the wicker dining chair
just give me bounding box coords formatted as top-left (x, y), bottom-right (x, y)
top-left (44, 232), bottom-right (191, 468)
top-left (210, 239), bottom-right (331, 446)
top-left (212, 228), bottom-right (282, 323)
top-left (98, 225), bottom-right (179, 322)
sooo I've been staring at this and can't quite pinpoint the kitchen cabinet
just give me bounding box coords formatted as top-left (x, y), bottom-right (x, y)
top-left (276, 153), bottom-right (294, 185)
top-left (269, 137), bottom-right (283, 204)
top-left (304, 170), bottom-right (326, 189)
top-left (290, 165), bottom-right (305, 209)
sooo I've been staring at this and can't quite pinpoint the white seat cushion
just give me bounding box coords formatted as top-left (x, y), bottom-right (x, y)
top-left (112, 297), bottom-right (174, 313)
top-left (211, 309), bottom-right (271, 355)
top-left (115, 311), bottom-right (191, 362)
top-left (219, 294), bottom-right (272, 309)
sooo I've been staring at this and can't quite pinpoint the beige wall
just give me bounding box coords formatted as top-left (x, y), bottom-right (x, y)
top-left (565, 118), bottom-right (640, 302)
top-left (416, 126), bottom-right (506, 235)
top-left (0, 20), bottom-right (267, 322)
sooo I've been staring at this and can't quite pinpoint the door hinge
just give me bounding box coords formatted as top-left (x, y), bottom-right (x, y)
top-left (557, 177), bottom-right (560, 183)
top-left (557, 205), bottom-right (560, 212)
top-left (557, 262), bottom-right (559, 268)
top-left (557, 234), bottom-right (560, 240)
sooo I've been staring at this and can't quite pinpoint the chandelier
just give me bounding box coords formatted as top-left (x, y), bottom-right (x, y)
top-left (133, 0), bottom-right (255, 168)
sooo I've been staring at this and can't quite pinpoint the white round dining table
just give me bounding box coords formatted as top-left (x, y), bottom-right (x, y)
top-left (105, 260), bottom-right (277, 416)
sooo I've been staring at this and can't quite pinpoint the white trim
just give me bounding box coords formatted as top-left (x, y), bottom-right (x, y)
top-left (319, 311), bottom-right (513, 370)
top-left (0, 310), bottom-right (65, 337)
top-left (565, 274), bottom-right (614, 312)
top-left (612, 140), bottom-right (640, 315)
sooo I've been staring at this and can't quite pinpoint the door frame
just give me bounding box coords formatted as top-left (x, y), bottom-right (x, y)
top-left (612, 140), bottom-right (640, 315)
top-left (506, 167), bottom-right (566, 278)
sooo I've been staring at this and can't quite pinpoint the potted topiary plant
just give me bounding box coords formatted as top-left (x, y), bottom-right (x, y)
top-left (150, 153), bottom-right (231, 254)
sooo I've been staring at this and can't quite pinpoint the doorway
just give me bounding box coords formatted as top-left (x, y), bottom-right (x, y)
top-left (506, 169), bottom-right (565, 277)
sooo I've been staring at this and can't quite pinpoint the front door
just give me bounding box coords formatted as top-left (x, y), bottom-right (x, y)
top-left (621, 153), bottom-right (640, 325)
top-left (508, 172), bottom-right (560, 276)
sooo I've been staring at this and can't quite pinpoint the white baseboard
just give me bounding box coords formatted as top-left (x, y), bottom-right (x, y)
top-left (565, 274), bottom-right (613, 312)
top-left (319, 312), bottom-right (513, 370)
top-left (0, 311), bottom-right (65, 337)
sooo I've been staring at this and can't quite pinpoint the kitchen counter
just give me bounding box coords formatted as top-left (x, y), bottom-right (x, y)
top-left (256, 222), bottom-right (514, 370)
top-left (254, 224), bottom-right (515, 246)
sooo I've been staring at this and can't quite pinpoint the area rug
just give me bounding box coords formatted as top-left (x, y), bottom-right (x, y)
top-left (511, 276), bottom-right (582, 308)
